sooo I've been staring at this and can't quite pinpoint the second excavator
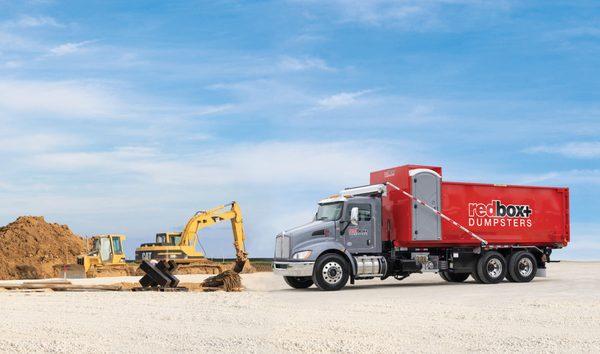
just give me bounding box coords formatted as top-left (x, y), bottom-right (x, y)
top-left (134, 202), bottom-right (249, 274)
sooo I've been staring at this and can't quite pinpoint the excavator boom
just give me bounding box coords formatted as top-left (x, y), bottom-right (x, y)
top-left (178, 202), bottom-right (248, 272)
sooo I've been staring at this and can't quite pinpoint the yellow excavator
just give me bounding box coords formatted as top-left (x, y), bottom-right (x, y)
top-left (55, 234), bottom-right (133, 278)
top-left (135, 202), bottom-right (249, 273)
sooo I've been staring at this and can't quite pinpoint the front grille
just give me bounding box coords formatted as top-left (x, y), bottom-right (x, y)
top-left (275, 235), bottom-right (291, 259)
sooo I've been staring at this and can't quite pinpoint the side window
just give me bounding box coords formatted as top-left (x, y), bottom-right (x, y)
top-left (347, 204), bottom-right (372, 221)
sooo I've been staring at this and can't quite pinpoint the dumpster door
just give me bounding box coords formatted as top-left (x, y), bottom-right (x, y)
top-left (411, 169), bottom-right (442, 241)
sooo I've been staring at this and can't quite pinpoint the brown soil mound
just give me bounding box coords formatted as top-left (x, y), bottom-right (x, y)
top-left (0, 216), bottom-right (86, 280)
top-left (202, 270), bottom-right (242, 292)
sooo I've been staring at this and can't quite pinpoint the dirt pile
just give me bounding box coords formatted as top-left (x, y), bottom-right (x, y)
top-left (202, 270), bottom-right (243, 291)
top-left (0, 216), bottom-right (86, 280)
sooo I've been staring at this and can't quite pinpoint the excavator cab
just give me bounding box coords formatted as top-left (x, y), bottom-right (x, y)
top-left (155, 232), bottom-right (182, 246)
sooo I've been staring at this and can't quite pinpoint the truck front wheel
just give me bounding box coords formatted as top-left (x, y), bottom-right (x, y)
top-left (284, 276), bottom-right (314, 289)
top-left (476, 251), bottom-right (507, 284)
top-left (313, 254), bottom-right (350, 291)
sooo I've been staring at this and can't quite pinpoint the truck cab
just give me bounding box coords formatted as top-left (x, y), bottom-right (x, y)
top-left (273, 185), bottom-right (387, 290)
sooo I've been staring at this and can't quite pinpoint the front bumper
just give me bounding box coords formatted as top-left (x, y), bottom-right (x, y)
top-left (272, 261), bottom-right (315, 277)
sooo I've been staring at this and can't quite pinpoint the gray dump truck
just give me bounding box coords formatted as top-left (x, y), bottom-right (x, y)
top-left (273, 165), bottom-right (569, 291)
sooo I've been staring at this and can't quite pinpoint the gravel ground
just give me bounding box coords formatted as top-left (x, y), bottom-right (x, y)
top-left (0, 261), bottom-right (598, 353)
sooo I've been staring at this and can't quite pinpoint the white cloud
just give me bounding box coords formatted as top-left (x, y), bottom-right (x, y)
top-left (0, 180), bottom-right (12, 191)
top-left (49, 40), bottom-right (95, 56)
top-left (0, 30), bottom-right (37, 51)
top-left (518, 169), bottom-right (600, 186)
top-left (30, 140), bottom-right (402, 187)
top-left (184, 104), bottom-right (233, 117)
top-left (0, 133), bottom-right (82, 153)
top-left (0, 80), bottom-right (122, 118)
top-left (292, 0), bottom-right (512, 30)
top-left (12, 15), bottom-right (62, 28)
top-left (0, 79), bottom-right (236, 129)
top-left (278, 56), bottom-right (334, 72)
top-left (526, 142), bottom-right (600, 159)
top-left (317, 90), bottom-right (371, 109)
top-left (1, 60), bottom-right (22, 68)
top-left (208, 79), bottom-right (314, 115)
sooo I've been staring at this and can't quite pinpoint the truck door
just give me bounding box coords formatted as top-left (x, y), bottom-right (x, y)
top-left (343, 203), bottom-right (375, 253)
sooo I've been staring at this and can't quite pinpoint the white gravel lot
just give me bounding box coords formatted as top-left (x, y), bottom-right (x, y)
top-left (0, 261), bottom-right (598, 353)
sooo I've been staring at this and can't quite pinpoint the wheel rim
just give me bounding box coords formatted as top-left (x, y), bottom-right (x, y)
top-left (486, 258), bottom-right (502, 278)
top-left (322, 261), bottom-right (343, 284)
top-left (518, 257), bottom-right (533, 277)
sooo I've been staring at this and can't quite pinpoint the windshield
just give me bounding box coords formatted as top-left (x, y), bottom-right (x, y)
top-left (316, 202), bottom-right (343, 221)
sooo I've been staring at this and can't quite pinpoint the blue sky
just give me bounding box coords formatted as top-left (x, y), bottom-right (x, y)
top-left (0, 0), bottom-right (598, 259)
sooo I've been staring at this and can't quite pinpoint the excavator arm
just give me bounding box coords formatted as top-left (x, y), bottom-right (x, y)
top-left (180, 202), bottom-right (249, 273)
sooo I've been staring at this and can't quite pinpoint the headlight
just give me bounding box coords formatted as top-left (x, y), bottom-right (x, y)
top-left (292, 250), bottom-right (312, 260)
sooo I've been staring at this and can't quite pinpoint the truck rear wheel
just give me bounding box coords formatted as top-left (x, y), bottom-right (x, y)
top-left (313, 254), bottom-right (349, 291)
top-left (284, 276), bottom-right (314, 289)
top-left (507, 251), bottom-right (537, 283)
top-left (476, 251), bottom-right (507, 284)
top-left (440, 271), bottom-right (469, 282)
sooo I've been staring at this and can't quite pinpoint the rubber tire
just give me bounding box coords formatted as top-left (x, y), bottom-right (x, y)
top-left (507, 251), bottom-right (537, 283)
top-left (471, 270), bottom-right (483, 283)
top-left (505, 259), bottom-right (517, 282)
top-left (439, 271), bottom-right (449, 281)
top-left (444, 271), bottom-right (470, 282)
top-left (476, 251), bottom-right (507, 284)
top-left (284, 276), bottom-right (314, 289)
top-left (312, 253), bottom-right (350, 291)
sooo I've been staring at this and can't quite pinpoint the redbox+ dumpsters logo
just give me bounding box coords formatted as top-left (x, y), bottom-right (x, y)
top-left (468, 200), bottom-right (533, 228)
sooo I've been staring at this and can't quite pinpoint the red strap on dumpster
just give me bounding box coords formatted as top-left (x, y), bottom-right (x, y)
top-left (386, 182), bottom-right (488, 246)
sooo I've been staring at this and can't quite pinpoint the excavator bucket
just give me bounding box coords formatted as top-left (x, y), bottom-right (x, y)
top-left (232, 248), bottom-right (249, 273)
top-left (233, 260), bottom-right (246, 273)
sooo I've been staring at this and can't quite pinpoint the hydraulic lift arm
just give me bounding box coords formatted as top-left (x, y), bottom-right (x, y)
top-left (180, 202), bottom-right (249, 273)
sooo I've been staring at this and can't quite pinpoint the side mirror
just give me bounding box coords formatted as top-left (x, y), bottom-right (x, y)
top-left (350, 207), bottom-right (359, 226)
